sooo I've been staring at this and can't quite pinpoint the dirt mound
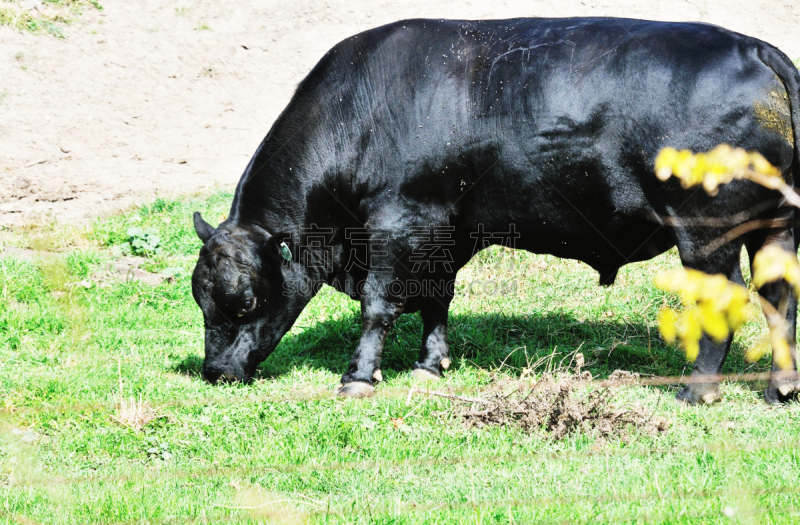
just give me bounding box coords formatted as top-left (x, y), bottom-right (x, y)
top-left (438, 366), bottom-right (669, 440)
top-left (4, 174), bottom-right (80, 203)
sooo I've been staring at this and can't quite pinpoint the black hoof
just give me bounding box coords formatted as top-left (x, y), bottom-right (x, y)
top-left (411, 368), bottom-right (440, 381)
top-left (676, 384), bottom-right (721, 405)
top-left (765, 381), bottom-right (800, 405)
top-left (411, 361), bottom-right (442, 381)
top-left (336, 381), bottom-right (376, 398)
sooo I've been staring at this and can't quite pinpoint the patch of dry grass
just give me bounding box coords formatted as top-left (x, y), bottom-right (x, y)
top-left (426, 356), bottom-right (670, 440)
top-left (223, 481), bottom-right (322, 524)
top-left (111, 358), bottom-right (162, 431)
top-left (111, 394), bottom-right (161, 431)
top-left (0, 0), bottom-right (102, 38)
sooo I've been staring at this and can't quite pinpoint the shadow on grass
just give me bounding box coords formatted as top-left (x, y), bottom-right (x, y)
top-left (172, 353), bottom-right (204, 377)
top-left (251, 310), bottom-right (766, 382)
top-left (172, 310), bottom-right (768, 389)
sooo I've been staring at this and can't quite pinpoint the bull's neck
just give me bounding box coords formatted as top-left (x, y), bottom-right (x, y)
top-left (228, 129), bottom-right (324, 235)
top-left (226, 114), bottom-right (359, 285)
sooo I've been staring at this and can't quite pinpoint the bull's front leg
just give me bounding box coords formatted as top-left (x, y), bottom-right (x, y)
top-left (411, 296), bottom-right (453, 381)
top-left (337, 272), bottom-right (404, 398)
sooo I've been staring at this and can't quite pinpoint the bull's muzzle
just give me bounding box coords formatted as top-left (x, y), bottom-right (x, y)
top-left (202, 363), bottom-right (249, 384)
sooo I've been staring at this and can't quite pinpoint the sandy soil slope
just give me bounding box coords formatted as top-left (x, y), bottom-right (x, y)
top-left (1, 0), bottom-right (798, 227)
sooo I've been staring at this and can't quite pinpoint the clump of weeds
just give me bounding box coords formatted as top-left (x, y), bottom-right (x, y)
top-left (421, 355), bottom-right (670, 440)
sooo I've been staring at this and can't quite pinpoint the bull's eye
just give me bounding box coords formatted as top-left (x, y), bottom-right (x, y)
top-left (238, 297), bottom-right (257, 317)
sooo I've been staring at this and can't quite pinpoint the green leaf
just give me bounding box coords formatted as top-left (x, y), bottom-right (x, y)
top-left (126, 227), bottom-right (145, 238)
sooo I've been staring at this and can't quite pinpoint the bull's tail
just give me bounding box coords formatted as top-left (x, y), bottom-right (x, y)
top-left (758, 45), bottom-right (800, 190)
top-left (758, 45), bottom-right (800, 259)
top-left (754, 46), bottom-right (800, 403)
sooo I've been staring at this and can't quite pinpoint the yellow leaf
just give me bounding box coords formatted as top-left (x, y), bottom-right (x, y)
top-left (752, 245), bottom-right (800, 291)
top-left (654, 267), bottom-right (751, 364)
top-left (770, 330), bottom-right (793, 371)
top-left (744, 338), bottom-right (770, 363)
top-left (749, 152), bottom-right (781, 177)
top-left (654, 147), bottom-right (678, 181)
top-left (680, 306), bottom-right (703, 343)
top-left (726, 302), bottom-right (753, 330)
top-left (702, 173), bottom-right (720, 195)
top-left (699, 303), bottom-right (729, 342)
top-left (657, 308), bottom-right (677, 343)
top-left (684, 339), bottom-right (700, 362)
top-left (654, 145), bottom-right (782, 193)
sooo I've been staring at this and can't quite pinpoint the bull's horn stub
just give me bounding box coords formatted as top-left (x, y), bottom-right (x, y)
top-left (372, 369), bottom-right (383, 382)
top-left (440, 358), bottom-right (451, 370)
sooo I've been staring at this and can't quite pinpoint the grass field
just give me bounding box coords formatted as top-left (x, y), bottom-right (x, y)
top-left (0, 0), bottom-right (102, 38)
top-left (3, 190), bottom-right (800, 524)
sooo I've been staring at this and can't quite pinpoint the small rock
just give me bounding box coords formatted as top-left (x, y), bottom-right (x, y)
top-left (11, 176), bottom-right (32, 199)
top-left (22, 0), bottom-right (44, 12)
top-left (13, 177), bottom-right (31, 190)
top-left (12, 428), bottom-right (37, 443)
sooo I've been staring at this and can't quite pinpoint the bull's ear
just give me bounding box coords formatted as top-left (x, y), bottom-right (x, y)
top-left (262, 232), bottom-right (293, 266)
top-left (193, 212), bottom-right (216, 243)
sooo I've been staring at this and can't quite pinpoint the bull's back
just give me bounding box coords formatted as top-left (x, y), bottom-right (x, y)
top-left (341, 18), bottom-right (796, 266)
top-left (257, 18), bottom-right (797, 276)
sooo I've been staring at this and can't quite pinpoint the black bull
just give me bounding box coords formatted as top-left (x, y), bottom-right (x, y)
top-left (191, 17), bottom-right (800, 403)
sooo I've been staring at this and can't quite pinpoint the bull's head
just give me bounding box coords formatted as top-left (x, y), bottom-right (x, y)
top-left (190, 212), bottom-right (309, 383)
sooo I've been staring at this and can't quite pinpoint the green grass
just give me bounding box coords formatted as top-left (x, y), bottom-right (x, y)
top-left (0, 0), bottom-right (102, 37)
top-left (2, 191), bottom-right (800, 524)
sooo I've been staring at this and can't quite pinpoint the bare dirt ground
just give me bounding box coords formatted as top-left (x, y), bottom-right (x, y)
top-left (1, 0), bottom-right (799, 228)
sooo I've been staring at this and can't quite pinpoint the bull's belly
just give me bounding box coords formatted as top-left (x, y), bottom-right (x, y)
top-left (468, 214), bottom-right (675, 283)
top-left (519, 221), bottom-right (675, 272)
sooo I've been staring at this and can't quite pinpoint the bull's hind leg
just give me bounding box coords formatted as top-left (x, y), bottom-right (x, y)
top-left (675, 240), bottom-right (744, 405)
top-left (746, 229), bottom-right (800, 404)
top-left (412, 296), bottom-right (453, 381)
